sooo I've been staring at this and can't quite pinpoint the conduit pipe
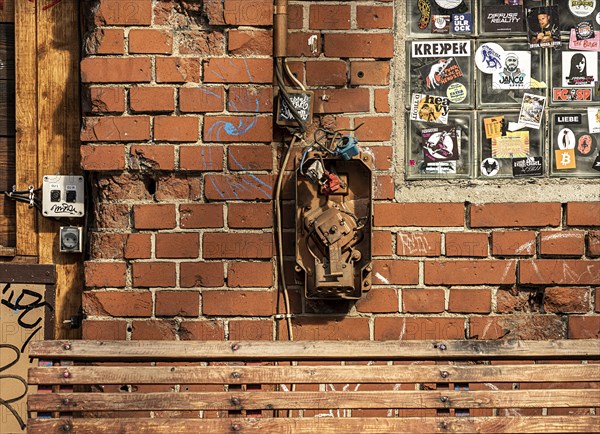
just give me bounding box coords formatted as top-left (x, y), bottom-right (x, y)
top-left (274, 0), bottom-right (288, 58)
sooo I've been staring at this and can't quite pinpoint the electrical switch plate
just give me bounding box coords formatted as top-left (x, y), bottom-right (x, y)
top-left (60, 226), bottom-right (83, 253)
top-left (42, 175), bottom-right (85, 217)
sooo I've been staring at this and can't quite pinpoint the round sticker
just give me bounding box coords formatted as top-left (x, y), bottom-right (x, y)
top-left (569, 0), bottom-right (596, 17)
top-left (481, 158), bottom-right (500, 177)
top-left (433, 16), bottom-right (448, 30)
top-left (447, 82), bottom-right (467, 103)
top-left (434, 0), bottom-right (462, 9)
top-left (597, 12), bottom-right (600, 25)
top-left (576, 133), bottom-right (597, 156)
top-left (557, 128), bottom-right (576, 150)
top-left (475, 43), bottom-right (504, 74)
top-left (576, 22), bottom-right (594, 39)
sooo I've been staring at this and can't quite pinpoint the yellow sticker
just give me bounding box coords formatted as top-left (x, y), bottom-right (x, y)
top-left (555, 149), bottom-right (576, 170)
top-left (483, 116), bottom-right (504, 139)
top-left (491, 131), bottom-right (530, 158)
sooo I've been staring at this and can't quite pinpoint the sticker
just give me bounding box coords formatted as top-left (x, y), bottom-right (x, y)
top-left (418, 0), bottom-right (432, 29)
top-left (597, 12), bottom-right (600, 25)
top-left (419, 58), bottom-right (463, 91)
top-left (446, 82), bottom-right (467, 103)
top-left (513, 156), bottom-right (543, 177)
top-left (483, 116), bottom-right (505, 139)
top-left (552, 88), bottom-right (593, 102)
top-left (481, 158), bottom-right (500, 176)
top-left (434, 0), bottom-right (463, 10)
top-left (555, 149), bottom-right (577, 169)
top-left (484, 6), bottom-right (525, 33)
top-left (422, 126), bottom-right (461, 162)
top-left (491, 131), bottom-right (530, 158)
top-left (530, 78), bottom-right (548, 89)
top-left (593, 154), bottom-right (600, 172)
top-left (555, 113), bottom-right (583, 125)
top-left (475, 43), bottom-right (504, 74)
top-left (424, 161), bottom-right (457, 174)
top-left (557, 128), bottom-right (576, 150)
top-left (504, 0), bottom-right (522, 4)
top-left (411, 40), bottom-right (471, 58)
top-left (569, 0), bottom-right (596, 18)
top-left (452, 13), bottom-right (472, 33)
top-left (527, 6), bottom-right (561, 49)
top-left (508, 122), bottom-right (527, 132)
top-left (562, 52), bottom-right (598, 87)
top-left (576, 133), bottom-right (596, 156)
top-left (432, 15), bottom-right (451, 33)
top-left (575, 22), bottom-right (595, 40)
top-left (492, 51), bottom-right (531, 90)
top-left (569, 29), bottom-right (600, 51)
top-left (410, 94), bottom-right (450, 124)
top-left (518, 93), bottom-right (545, 129)
top-left (588, 107), bottom-right (600, 133)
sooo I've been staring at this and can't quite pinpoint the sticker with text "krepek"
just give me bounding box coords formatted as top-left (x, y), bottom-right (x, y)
top-left (411, 40), bottom-right (471, 58)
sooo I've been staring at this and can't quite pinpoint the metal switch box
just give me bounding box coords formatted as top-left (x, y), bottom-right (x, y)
top-left (42, 175), bottom-right (85, 217)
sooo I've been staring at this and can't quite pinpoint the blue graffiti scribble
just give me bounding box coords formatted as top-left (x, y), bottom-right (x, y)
top-left (229, 152), bottom-right (272, 198)
top-left (198, 87), bottom-right (223, 99)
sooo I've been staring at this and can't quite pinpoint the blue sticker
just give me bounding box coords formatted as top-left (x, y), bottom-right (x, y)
top-left (452, 13), bottom-right (472, 33)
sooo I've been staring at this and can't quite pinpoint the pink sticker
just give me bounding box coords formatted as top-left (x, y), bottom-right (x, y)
top-left (569, 29), bottom-right (600, 51)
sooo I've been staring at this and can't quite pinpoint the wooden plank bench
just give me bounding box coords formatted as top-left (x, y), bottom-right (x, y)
top-left (27, 339), bottom-right (600, 433)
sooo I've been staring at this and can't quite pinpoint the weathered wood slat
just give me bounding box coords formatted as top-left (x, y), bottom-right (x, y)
top-left (28, 364), bottom-right (600, 385)
top-left (0, 264), bottom-right (56, 283)
top-left (26, 416), bottom-right (600, 434)
top-left (28, 340), bottom-right (600, 361)
top-left (27, 390), bottom-right (600, 412)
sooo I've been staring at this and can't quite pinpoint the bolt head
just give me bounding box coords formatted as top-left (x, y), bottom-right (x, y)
top-left (440, 371), bottom-right (449, 379)
top-left (63, 371), bottom-right (71, 379)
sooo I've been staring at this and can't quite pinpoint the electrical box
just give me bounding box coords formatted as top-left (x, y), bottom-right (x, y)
top-left (60, 226), bottom-right (83, 253)
top-left (42, 175), bottom-right (85, 217)
top-left (276, 90), bottom-right (314, 127)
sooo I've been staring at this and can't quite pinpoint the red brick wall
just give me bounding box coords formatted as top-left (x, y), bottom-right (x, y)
top-left (81, 0), bottom-right (599, 342)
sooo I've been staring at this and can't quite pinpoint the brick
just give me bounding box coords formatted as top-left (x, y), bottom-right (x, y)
top-left (402, 288), bottom-right (445, 313)
top-left (81, 145), bottom-right (125, 171)
top-left (313, 88), bottom-right (370, 114)
top-left (496, 288), bottom-right (538, 313)
top-left (96, 204), bottom-right (130, 229)
top-left (96, 172), bottom-right (151, 201)
top-left (425, 260), bottom-right (516, 285)
top-left (203, 233), bottom-right (273, 259)
top-left (92, 28), bottom-right (125, 55)
top-left (590, 231), bottom-right (600, 257)
top-left (125, 233), bottom-right (152, 259)
top-left (540, 231), bottom-right (585, 257)
top-left (134, 204), bottom-right (176, 229)
top-left (374, 203), bottom-right (464, 227)
top-left (85, 87), bottom-right (125, 113)
top-left (470, 315), bottom-right (565, 340)
top-left (368, 147), bottom-right (392, 171)
top-left (83, 320), bottom-right (127, 340)
top-left (596, 288), bottom-right (600, 312)
top-left (568, 316), bottom-right (600, 338)
top-left (446, 232), bottom-right (488, 257)
top-left (491, 231), bottom-right (536, 256)
top-left (372, 231), bottom-right (393, 256)
top-left (179, 30), bottom-right (225, 55)
top-left (180, 87), bottom-right (224, 113)
top-left (179, 146), bottom-right (223, 171)
top-left (156, 57), bottom-right (200, 83)
top-left (567, 202), bottom-right (600, 226)
top-left (224, 0), bottom-right (272, 25)
top-left (229, 320), bottom-right (273, 340)
top-left (288, 32), bottom-right (321, 57)
top-left (156, 233), bottom-right (199, 259)
top-left (306, 61), bottom-right (347, 86)
top-left (356, 6), bottom-right (394, 29)
top-left (397, 232), bottom-right (441, 257)
top-left (204, 58), bottom-right (272, 83)
top-left (287, 4), bottom-right (303, 29)
top-left (130, 87), bottom-right (174, 113)
top-left (228, 29), bottom-right (272, 55)
top-left (354, 116), bottom-right (393, 142)
top-left (448, 288), bottom-right (491, 313)
top-left (543, 287), bottom-right (590, 313)
top-left (372, 260), bottom-right (419, 285)
top-left (228, 262), bottom-right (273, 287)
top-left (81, 58), bottom-right (151, 83)
top-left (203, 0), bottom-right (225, 25)
top-left (154, 116), bottom-right (198, 142)
top-left (228, 145), bottom-right (273, 171)
top-left (90, 233), bottom-right (127, 260)
top-left (228, 203), bottom-right (273, 229)
top-left (129, 29), bottom-right (172, 54)
top-left (471, 203), bottom-right (561, 228)
top-left (85, 262), bottom-right (127, 288)
top-left (130, 145), bottom-right (175, 171)
top-left (520, 260), bottom-right (600, 285)
top-left (375, 317), bottom-right (465, 340)
top-left (355, 288), bottom-right (398, 313)
top-left (374, 89), bottom-right (390, 112)
top-left (282, 317), bottom-right (370, 341)
top-left (309, 5), bottom-right (350, 30)
top-left (132, 262), bottom-right (176, 287)
top-left (180, 204), bottom-right (223, 229)
top-left (228, 87), bottom-right (273, 113)
top-left (131, 320), bottom-right (177, 340)
top-left (155, 290), bottom-right (200, 317)
top-left (180, 262), bottom-right (225, 288)
top-left (375, 175), bottom-right (394, 200)
top-left (350, 61), bottom-right (390, 85)
top-left (96, 0), bottom-right (152, 25)
top-left (324, 33), bottom-right (394, 58)
top-left (179, 320), bottom-right (225, 340)
top-left (81, 116), bottom-right (150, 142)
top-left (203, 116), bottom-right (273, 143)
top-left (205, 174), bottom-right (274, 200)
top-left (203, 290), bottom-right (276, 316)
top-left (83, 290), bottom-right (152, 317)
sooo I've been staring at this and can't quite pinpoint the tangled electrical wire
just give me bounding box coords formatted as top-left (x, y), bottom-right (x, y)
top-left (3, 185), bottom-right (42, 212)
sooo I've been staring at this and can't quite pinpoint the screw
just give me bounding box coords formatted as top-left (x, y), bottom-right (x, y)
top-left (440, 396), bottom-right (448, 403)
top-left (231, 371), bottom-right (241, 379)
top-left (230, 397), bottom-right (241, 406)
top-left (231, 343), bottom-right (240, 351)
top-left (62, 398), bottom-right (71, 406)
top-left (63, 343), bottom-right (71, 350)
top-left (363, 280), bottom-right (370, 287)
top-left (62, 425), bottom-right (72, 432)
top-left (440, 371), bottom-right (449, 379)
top-left (329, 225), bottom-right (337, 234)
top-left (63, 371), bottom-right (71, 379)
top-left (439, 344), bottom-right (447, 351)
top-left (365, 265), bottom-right (372, 272)
top-left (231, 424), bottom-right (241, 432)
